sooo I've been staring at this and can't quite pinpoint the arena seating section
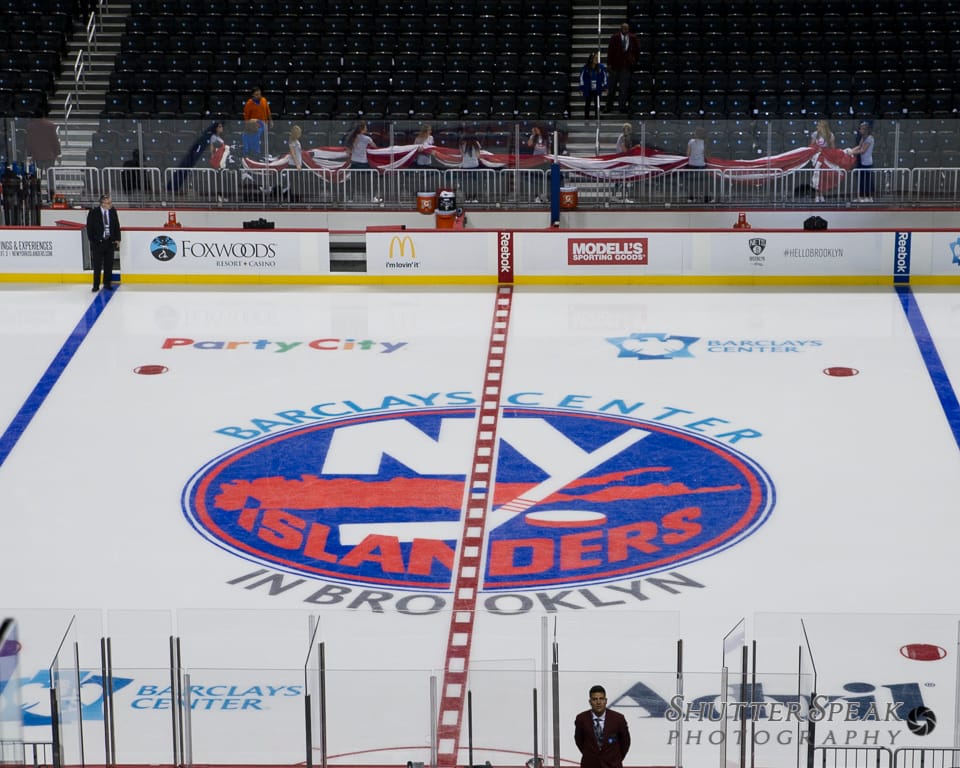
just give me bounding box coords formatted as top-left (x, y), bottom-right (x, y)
top-left (626, 0), bottom-right (958, 120)
top-left (6, 0), bottom-right (954, 169)
top-left (97, 0), bottom-right (960, 125)
top-left (101, 0), bottom-right (573, 123)
top-left (0, 0), bottom-right (76, 117)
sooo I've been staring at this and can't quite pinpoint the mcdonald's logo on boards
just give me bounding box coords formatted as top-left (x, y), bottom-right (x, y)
top-left (386, 235), bottom-right (420, 270)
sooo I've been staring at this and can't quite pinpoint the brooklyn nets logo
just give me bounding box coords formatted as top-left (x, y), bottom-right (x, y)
top-left (183, 406), bottom-right (775, 591)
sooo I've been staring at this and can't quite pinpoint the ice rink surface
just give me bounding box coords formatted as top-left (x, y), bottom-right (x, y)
top-left (2, 282), bottom-right (960, 765)
top-left (3, 283), bottom-right (960, 638)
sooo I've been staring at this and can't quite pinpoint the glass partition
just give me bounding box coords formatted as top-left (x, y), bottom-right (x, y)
top-left (0, 618), bottom-right (23, 764)
top-left (105, 666), bottom-right (180, 765)
top-left (312, 609), bottom-right (452, 674)
top-left (319, 668), bottom-right (436, 767)
top-left (558, 669), bottom-right (680, 768)
top-left (49, 617), bottom-right (82, 768)
top-left (16, 608), bottom-right (960, 767)
top-left (553, 611), bottom-right (681, 674)
top-left (304, 619), bottom-right (323, 768)
top-left (466, 662), bottom-right (539, 767)
top-left (175, 609), bottom-right (313, 669)
top-left (6, 610), bottom-right (102, 671)
top-left (757, 613), bottom-right (960, 759)
top-left (183, 666), bottom-right (308, 765)
top-left (745, 671), bottom-right (812, 768)
top-left (5, 116), bottom-right (958, 212)
top-left (668, 668), bottom-right (812, 768)
top-left (104, 610), bottom-right (175, 668)
top-left (96, 611), bottom-right (175, 765)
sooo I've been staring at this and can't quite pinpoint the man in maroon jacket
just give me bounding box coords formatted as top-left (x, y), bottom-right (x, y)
top-left (605, 22), bottom-right (641, 114)
top-left (575, 685), bottom-right (631, 768)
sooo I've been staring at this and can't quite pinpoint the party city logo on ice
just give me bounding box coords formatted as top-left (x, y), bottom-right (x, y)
top-left (161, 337), bottom-right (408, 353)
top-left (608, 333), bottom-right (823, 358)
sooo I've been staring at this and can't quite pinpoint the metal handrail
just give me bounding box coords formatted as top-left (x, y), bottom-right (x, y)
top-left (812, 746), bottom-right (893, 768)
top-left (0, 740), bottom-right (55, 768)
top-left (44, 164), bottom-right (959, 210)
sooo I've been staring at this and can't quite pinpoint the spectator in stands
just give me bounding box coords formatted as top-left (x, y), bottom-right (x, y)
top-left (848, 120), bottom-right (875, 203)
top-left (208, 122), bottom-right (230, 202)
top-left (459, 133), bottom-right (482, 202)
top-left (605, 22), bottom-right (640, 114)
top-left (288, 125), bottom-right (303, 170)
top-left (26, 117), bottom-right (60, 202)
top-left (208, 122), bottom-right (230, 168)
top-left (809, 119), bottom-right (835, 203)
top-left (346, 121), bottom-right (376, 169)
top-left (242, 119), bottom-right (264, 159)
top-left (26, 117), bottom-right (60, 173)
top-left (615, 123), bottom-right (634, 153)
top-left (527, 125), bottom-right (548, 156)
top-left (579, 52), bottom-right (608, 121)
top-left (460, 133), bottom-right (481, 168)
top-left (686, 126), bottom-right (709, 203)
top-left (414, 125), bottom-right (434, 167)
top-left (613, 123), bottom-right (634, 203)
top-left (242, 87), bottom-right (273, 161)
top-left (121, 149), bottom-right (142, 194)
top-left (243, 87), bottom-right (273, 130)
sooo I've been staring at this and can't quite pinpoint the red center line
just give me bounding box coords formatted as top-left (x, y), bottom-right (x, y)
top-left (435, 284), bottom-right (514, 768)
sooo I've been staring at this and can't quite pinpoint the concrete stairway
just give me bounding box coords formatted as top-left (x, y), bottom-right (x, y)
top-left (48, 3), bottom-right (128, 167)
top-left (564, 1), bottom-right (627, 158)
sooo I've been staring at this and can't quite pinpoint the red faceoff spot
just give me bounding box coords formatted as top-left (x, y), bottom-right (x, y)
top-left (901, 643), bottom-right (947, 661)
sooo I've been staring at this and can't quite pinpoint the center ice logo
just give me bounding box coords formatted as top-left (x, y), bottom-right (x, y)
top-left (183, 407), bottom-right (774, 591)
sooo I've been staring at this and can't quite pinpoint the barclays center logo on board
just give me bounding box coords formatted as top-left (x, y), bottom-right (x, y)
top-left (182, 397), bottom-right (775, 600)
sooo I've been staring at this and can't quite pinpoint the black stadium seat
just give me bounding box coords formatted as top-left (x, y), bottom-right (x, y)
top-left (306, 92), bottom-right (335, 118)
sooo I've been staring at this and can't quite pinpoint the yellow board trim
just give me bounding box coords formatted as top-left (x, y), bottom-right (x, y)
top-left (0, 274), bottom-right (89, 284)
top-left (5, 274), bottom-right (960, 287)
top-left (115, 274), bottom-right (500, 285)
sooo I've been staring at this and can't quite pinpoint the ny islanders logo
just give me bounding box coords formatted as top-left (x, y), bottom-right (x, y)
top-left (183, 406), bottom-right (774, 591)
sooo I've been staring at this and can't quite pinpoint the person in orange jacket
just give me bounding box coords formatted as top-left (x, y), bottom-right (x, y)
top-left (243, 87), bottom-right (273, 128)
